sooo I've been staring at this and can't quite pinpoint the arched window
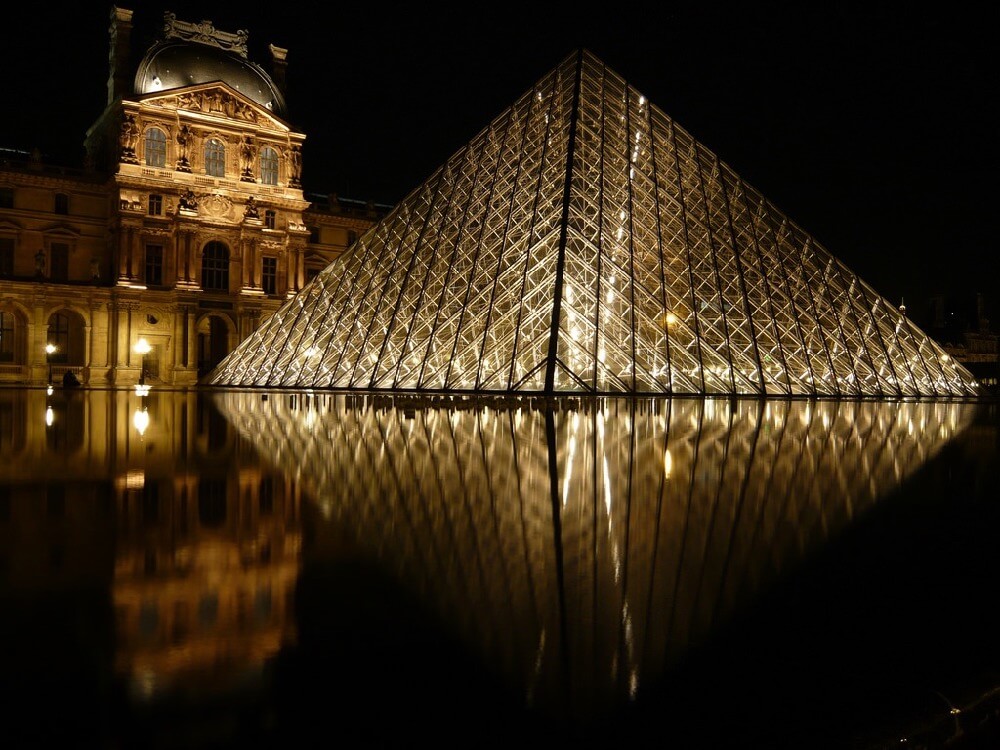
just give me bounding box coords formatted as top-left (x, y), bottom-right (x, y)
top-left (48, 312), bottom-right (70, 364)
top-left (145, 128), bottom-right (167, 167)
top-left (205, 138), bottom-right (226, 177)
top-left (45, 310), bottom-right (85, 368)
top-left (0, 309), bottom-right (19, 363)
top-left (201, 241), bottom-right (229, 292)
top-left (259, 146), bottom-right (278, 185)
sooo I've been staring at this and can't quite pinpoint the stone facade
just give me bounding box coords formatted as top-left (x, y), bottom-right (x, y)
top-left (0, 8), bottom-right (387, 387)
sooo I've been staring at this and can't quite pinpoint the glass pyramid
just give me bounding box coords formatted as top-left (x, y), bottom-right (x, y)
top-left (210, 50), bottom-right (978, 397)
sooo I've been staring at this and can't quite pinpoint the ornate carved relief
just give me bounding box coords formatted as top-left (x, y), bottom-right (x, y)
top-left (163, 12), bottom-right (249, 57)
top-left (200, 194), bottom-right (234, 221)
top-left (173, 91), bottom-right (259, 123)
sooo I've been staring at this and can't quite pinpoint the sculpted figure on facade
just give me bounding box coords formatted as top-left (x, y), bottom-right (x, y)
top-left (240, 136), bottom-right (257, 181)
top-left (121, 114), bottom-right (140, 163)
top-left (235, 101), bottom-right (258, 123)
top-left (179, 189), bottom-right (198, 212)
top-left (244, 196), bottom-right (260, 220)
top-left (289, 145), bottom-right (302, 187)
top-left (176, 124), bottom-right (192, 171)
top-left (176, 92), bottom-right (201, 112)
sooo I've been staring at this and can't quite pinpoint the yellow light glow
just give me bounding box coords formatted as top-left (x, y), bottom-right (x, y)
top-left (125, 470), bottom-right (145, 490)
top-left (133, 407), bottom-right (149, 436)
top-left (45, 406), bottom-right (53, 426)
top-left (134, 337), bottom-right (152, 355)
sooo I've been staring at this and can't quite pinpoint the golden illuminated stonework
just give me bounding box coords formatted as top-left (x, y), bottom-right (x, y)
top-left (208, 50), bottom-right (977, 396)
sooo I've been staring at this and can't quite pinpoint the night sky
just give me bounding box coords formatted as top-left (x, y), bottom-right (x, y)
top-left (2, 2), bottom-right (994, 324)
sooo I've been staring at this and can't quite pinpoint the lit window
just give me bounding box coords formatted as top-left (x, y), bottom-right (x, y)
top-left (205, 139), bottom-right (226, 177)
top-left (144, 128), bottom-right (167, 167)
top-left (259, 146), bottom-right (278, 185)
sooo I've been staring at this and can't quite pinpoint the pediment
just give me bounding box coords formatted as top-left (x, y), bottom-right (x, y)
top-left (0, 218), bottom-right (22, 233)
top-left (303, 250), bottom-right (330, 263)
top-left (136, 82), bottom-right (292, 132)
top-left (41, 223), bottom-right (81, 238)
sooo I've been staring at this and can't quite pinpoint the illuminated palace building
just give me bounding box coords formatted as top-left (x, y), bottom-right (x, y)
top-left (0, 8), bottom-right (387, 387)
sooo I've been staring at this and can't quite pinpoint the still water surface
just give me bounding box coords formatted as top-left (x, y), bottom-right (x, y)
top-left (1, 387), bottom-right (999, 749)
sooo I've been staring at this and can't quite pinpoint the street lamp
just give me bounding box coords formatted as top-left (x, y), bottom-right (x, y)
top-left (134, 337), bottom-right (151, 385)
top-left (45, 343), bottom-right (56, 384)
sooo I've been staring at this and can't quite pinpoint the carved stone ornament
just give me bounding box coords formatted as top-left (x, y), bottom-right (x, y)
top-left (201, 194), bottom-right (234, 220)
top-left (172, 92), bottom-right (259, 124)
top-left (163, 12), bottom-right (249, 57)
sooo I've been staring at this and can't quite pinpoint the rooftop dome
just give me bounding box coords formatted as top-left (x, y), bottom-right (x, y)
top-left (133, 15), bottom-right (287, 117)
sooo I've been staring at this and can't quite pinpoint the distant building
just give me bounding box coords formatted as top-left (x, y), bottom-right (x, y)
top-left (924, 292), bottom-right (998, 389)
top-left (0, 8), bottom-right (390, 386)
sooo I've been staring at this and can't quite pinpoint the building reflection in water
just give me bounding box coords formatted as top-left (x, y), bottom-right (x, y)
top-left (0, 387), bottom-right (300, 739)
top-left (211, 391), bottom-right (976, 725)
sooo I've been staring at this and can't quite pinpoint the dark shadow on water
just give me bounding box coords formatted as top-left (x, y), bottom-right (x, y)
top-left (611, 411), bottom-right (1000, 750)
top-left (265, 560), bottom-right (553, 748)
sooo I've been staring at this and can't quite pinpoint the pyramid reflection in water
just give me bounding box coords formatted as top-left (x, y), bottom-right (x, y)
top-left (212, 391), bottom-right (974, 721)
top-left (210, 50), bottom-right (976, 396)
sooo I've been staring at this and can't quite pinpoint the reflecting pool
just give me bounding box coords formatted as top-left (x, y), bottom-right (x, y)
top-left (1, 387), bottom-right (999, 749)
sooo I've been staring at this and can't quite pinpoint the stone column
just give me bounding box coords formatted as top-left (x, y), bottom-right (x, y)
top-left (117, 226), bottom-right (131, 282)
top-left (89, 302), bottom-right (109, 376)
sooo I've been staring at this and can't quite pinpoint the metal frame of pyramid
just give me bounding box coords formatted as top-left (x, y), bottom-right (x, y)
top-left (209, 49), bottom-right (978, 397)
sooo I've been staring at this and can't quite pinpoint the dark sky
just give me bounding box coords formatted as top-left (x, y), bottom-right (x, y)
top-left (2, 2), bottom-right (995, 320)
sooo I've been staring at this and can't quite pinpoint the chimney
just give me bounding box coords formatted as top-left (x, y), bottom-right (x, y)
top-left (107, 6), bottom-right (134, 106)
top-left (269, 44), bottom-right (288, 95)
